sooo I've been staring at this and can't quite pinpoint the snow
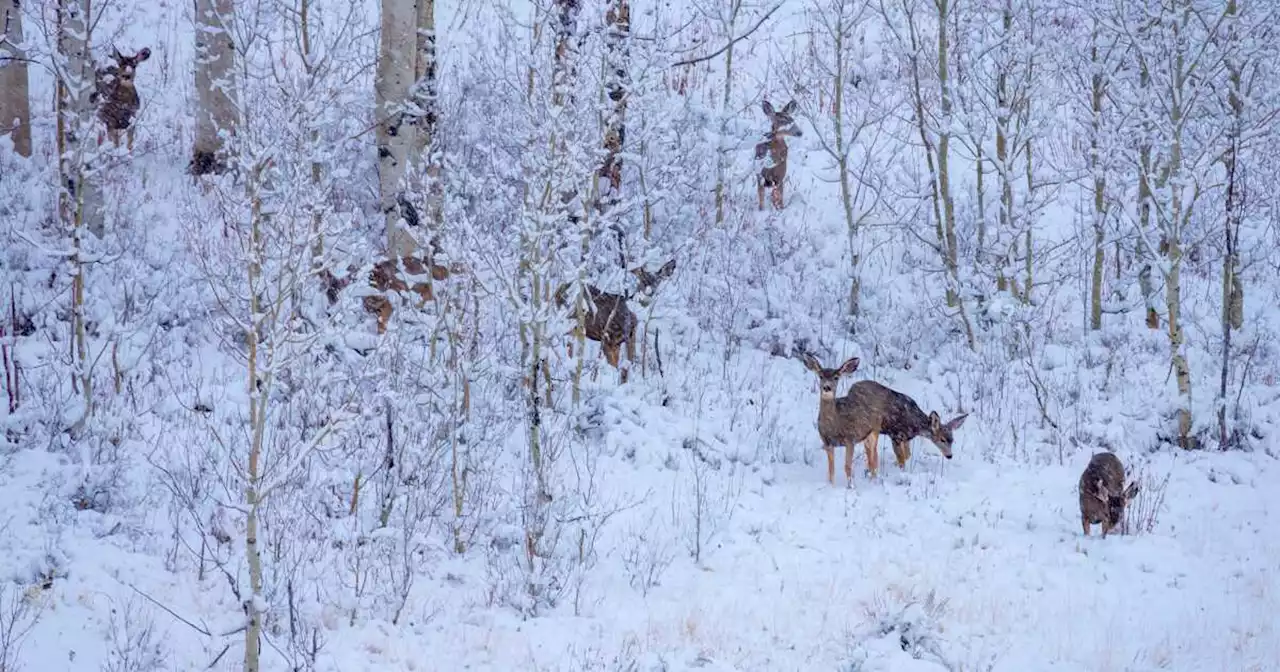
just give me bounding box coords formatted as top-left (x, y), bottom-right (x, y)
top-left (3, 0), bottom-right (1279, 670)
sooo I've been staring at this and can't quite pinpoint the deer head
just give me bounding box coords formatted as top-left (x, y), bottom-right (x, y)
top-left (630, 259), bottom-right (676, 306)
top-left (100, 47), bottom-right (151, 90)
top-left (801, 353), bottom-right (860, 399)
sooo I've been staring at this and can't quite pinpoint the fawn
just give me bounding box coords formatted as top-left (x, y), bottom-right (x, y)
top-left (93, 47), bottom-right (151, 151)
top-left (754, 99), bottom-right (802, 210)
top-left (1079, 452), bottom-right (1140, 538)
top-left (554, 260), bottom-right (675, 383)
top-left (801, 353), bottom-right (969, 486)
top-left (321, 256), bottom-right (458, 334)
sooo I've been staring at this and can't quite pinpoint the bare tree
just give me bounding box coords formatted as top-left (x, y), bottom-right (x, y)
top-left (51, 0), bottom-right (97, 429)
top-left (791, 0), bottom-right (888, 318)
top-left (881, 0), bottom-right (976, 348)
top-left (191, 0), bottom-right (237, 175)
top-left (0, 0), bottom-right (31, 157)
top-left (1118, 0), bottom-right (1228, 448)
top-left (1213, 0), bottom-right (1279, 448)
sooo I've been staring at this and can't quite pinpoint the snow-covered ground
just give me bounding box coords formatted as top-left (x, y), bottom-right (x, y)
top-left (3, 0), bottom-right (1278, 670)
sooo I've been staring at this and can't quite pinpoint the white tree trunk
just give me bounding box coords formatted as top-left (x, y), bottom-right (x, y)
top-left (192, 0), bottom-right (237, 174)
top-left (0, 0), bottom-right (31, 157)
top-left (376, 0), bottom-right (417, 257)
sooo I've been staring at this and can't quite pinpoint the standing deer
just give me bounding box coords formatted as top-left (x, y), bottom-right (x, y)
top-left (1078, 452), bottom-right (1140, 538)
top-left (93, 46), bottom-right (151, 151)
top-left (801, 353), bottom-right (968, 486)
top-left (320, 256), bottom-right (460, 334)
top-left (555, 259), bottom-right (675, 383)
top-left (755, 99), bottom-right (802, 210)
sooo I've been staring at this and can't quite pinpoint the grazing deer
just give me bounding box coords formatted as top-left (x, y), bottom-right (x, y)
top-left (801, 353), bottom-right (968, 486)
top-left (554, 260), bottom-right (676, 383)
top-left (93, 46), bottom-right (151, 151)
top-left (1078, 452), bottom-right (1140, 538)
top-left (754, 99), bottom-right (802, 211)
top-left (320, 256), bottom-right (458, 334)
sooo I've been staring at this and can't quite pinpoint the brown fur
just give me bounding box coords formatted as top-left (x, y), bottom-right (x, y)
top-left (1078, 452), bottom-right (1140, 538)
top-left (320, 256), bottom-right (458, 334)
top-left (754, 99), bottom-right (802, 211)
top-left (93, 47), bottom-right (151, 151)
top-left (802, 354), bottom-right (968, 487)
top-left (554, 260), bottom-right (675, 384)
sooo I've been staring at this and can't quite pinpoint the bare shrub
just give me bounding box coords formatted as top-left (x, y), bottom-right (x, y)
top-left (0, 582), bottom-right (44, 672)
top-left (1122, 461), bottom-right (1172, 536)
top-left (619, 515), bottom-right (676, 596)
top-left (102, 598), bottom-right (168, 672)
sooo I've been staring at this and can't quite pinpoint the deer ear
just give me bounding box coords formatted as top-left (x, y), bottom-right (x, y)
top-left (782, 100), bottom-right (799, 114)
top-left (137, 47), bottom-right (152, 62)
top-left (659, 259), bottom-right (676, 278)
top-left (1124, 481), bottom-right (1140, 499)
top-left (838, 357), bottom-right (860, 375)
top-left (801, 353), bottom-right (821, 373)
top-left (112, 45), bottom-right (124, 60)
top-left (945, 413), bottom-right (969, 431)
top-left (1094, 479), bottom-right (1110, 502)
top-left (929, 411), bottom-right (942, 431)
top-left (762, 100), bottom-right (775, 116)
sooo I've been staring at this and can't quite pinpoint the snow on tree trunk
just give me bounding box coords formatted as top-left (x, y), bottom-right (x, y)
top-left (0, 0), bottom-right (31, 157)
top-left (376, 0), bottom-right (417, 257)
top-left (192, 0), bottom-right (237, 175)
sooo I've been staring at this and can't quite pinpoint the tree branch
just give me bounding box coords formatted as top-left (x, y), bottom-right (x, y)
top-left (670, 3), bottom-right (784, 68)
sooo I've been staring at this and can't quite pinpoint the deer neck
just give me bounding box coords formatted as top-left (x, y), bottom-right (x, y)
top-left (767, 134), bottom-right (789, 163)
top-left (817, 393), bottom-right (839, 432)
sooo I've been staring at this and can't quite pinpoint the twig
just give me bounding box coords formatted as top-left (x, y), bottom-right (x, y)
top-left (119, 581), bottom-right (213, 637)
top-left (670, 3), bottom-right (784, 68)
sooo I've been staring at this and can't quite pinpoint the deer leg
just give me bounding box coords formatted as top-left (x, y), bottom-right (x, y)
top-left (823, 445), bottom-right (835, 486)
top-left (624, 327), bottom-right (636, 382)
top-left (863, 432), bottom-right (880, 478)
top-left (1081, 517), bottom-right (1090, 537)
top-left (772, 184), bottom-right (784, 210)
top-left (127, 126), bottom-right (135, 152)
top-left (757, 180), bottom-right (766, 211)
top-left (377, 301), bottom-right (392, 335)
top-left (1101, 521), bottom-right (1112, 539)
top-left (843, 442), bottom-right (855, 488)
top-left (893, 439), bottom-right (909, 469)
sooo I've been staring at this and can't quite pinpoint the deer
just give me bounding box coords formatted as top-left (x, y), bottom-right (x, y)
top-left (320, 255), bottom-right (460, 334)
top-left (1078, 452), bottom-right (1140, 538)
top-left (92, 46), bottom-right (151, 151)
top-left (754, 99), bottom-right (802, 211)
top-left (554, 259), bottom-right (675, 384)
top-left (801, 353), bottom-right (969, 487)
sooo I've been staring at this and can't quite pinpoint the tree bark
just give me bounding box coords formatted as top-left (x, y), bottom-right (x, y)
top-left (376, 0), bottom-right (418, 257)
top-left (712, 0), bottom-right (741, 226)
top-left (192, 0), bottom-right (237, 175)
top-left (242, 161), bottom-right (267, 672)
top-left (1088, 22), bottom-right (1106, 331)
top-left (599, 0), bottom-right (629, 200)
top-left (0, 0), bottom-right (31, 157)
top-left (1217, 0), bottom-right (1244, 449)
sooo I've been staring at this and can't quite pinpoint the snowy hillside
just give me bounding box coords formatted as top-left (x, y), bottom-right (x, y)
top-left (1, 0), bottom-right (1278, 670)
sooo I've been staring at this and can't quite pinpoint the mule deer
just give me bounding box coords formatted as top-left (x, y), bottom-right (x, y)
top-left (320, 256), bottom-right (458, 334)
top-left (801, 353), bottom-right (968, 486)
top-left (555, 260), bottom-right (675, 383)
top-left (1078, 452), bottom-right (1140, 538)
top-left (755, 99), bottom-right (802, 210)
top-left (93, 47), bottom-right (151, 151)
